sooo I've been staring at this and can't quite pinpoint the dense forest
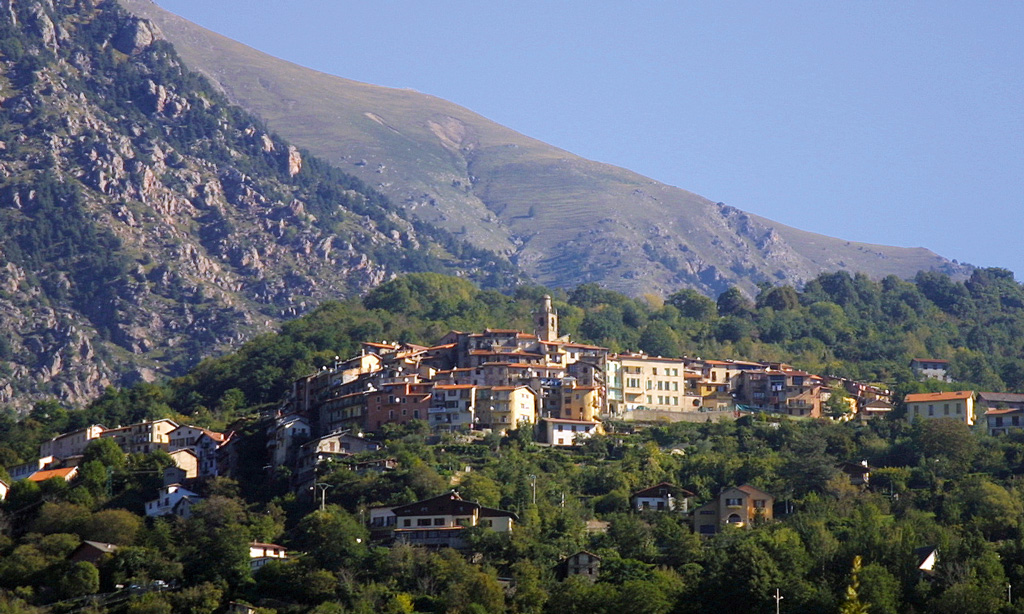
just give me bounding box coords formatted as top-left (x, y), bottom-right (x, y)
top-left (3, 270), bottom-right (1024, 613)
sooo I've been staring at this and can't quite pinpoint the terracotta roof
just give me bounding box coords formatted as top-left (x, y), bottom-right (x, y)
top-left (27, 467), bottom-right (77, 482)
top-left (434, 384), bottom-right (476, 389)
top-left (984, 407), bottom-right (1024, 416)
top-left (912, 358), bottom-right (949, 364)
top-left (904, 390), bottom-right (974, 403)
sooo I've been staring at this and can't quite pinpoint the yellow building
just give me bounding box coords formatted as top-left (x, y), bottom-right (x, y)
top-left (561, 385), bottom-right (601, 421)
top-left (615, 353), bottom-right (699, 412)
top-left (477, 385), bottom-right (537, 431)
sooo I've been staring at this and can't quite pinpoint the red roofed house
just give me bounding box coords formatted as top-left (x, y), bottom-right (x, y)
top-left (978, 392), bottom-right (1024, 436)
top-left (250, 542), bottom-right (288, 571)
top-left (27, 467), bottom-right (78, 483)
top-left (904, 390), bottom-right (975, 425)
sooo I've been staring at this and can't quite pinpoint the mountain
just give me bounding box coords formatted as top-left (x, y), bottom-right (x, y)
top-left (119, 0), bottom-right (971, 299)
top-left (0, 0), bottom-right (517, 410)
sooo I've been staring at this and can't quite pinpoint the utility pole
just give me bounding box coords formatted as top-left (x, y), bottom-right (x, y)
top-left (314, 482), bottom-right (333, 511)
top-left (774, 588), bottom-right (783, 614)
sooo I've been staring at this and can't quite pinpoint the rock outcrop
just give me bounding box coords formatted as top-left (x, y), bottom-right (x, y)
top-left (0, 1), bottom-right (516, 411)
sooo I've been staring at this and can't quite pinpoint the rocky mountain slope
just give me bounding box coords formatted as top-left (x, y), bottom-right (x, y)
top-left (0, 0), bottom-right (517, 410)
top-left (120, 0), bottom-right (971, 299)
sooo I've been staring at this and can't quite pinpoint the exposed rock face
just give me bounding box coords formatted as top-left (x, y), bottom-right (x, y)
top-left (0, 1), bottom-right (515, 411)
top-left (286, 145), bottom-right (301, 177)
top-left (113, 16), bottom-right (158, 54)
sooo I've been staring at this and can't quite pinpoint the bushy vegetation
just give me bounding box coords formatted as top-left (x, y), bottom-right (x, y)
top-left (2, 269), bottom-right (1024, 610)
top-left (7, 414), bottom-right (1024, 613)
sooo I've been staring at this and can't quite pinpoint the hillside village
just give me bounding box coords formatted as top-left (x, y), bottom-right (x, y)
top-left (7, 297), bottom-right (1023, 542)
top-left (7, 282), bottom-right (1024, 612)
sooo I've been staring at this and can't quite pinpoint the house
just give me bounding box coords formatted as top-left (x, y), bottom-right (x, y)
top-left (693, 484), bottom-right (774, 536)
top-left (145, 484), bottom-right (201, 518)
top-left (631, 482), bottom-right (692, 512)
top-left (26, 466), bottom-right (78, 483)
top-left (100, 419), bottom-right (179, 455)
top-left (977, 392), bottom-right (1024, 436)
top-left (249, 542), bottom-right (288, 571)
top-left (734, 368), bottom-right (826, 417)
top-left (555, 551), bottom-right (602, 582)
top-left (167, 448), bottom-right (199, 480)
top-left (985, 408), bottom-right (1024, 436)
top-left (543, 418), bottom-right (603, 446)
top-left (910, 359), bottom-right (951, 382)
top-left (430, 384), bottom-right (478, 431)
top-left (559, 383), bottom-right (601, 422)
top-left (70, 540), bottom-right (119, 564)
top-left (383, 491), bottom-right (517, 549)
top-left (8, 456), bottom-right (60, 482)
top-left (476, 385), bottom-right (537, 431)
top-left (40, 425), bottom-right (106, 459)
top-left (366, 380), bottom-right (433, 429)
top-left (168, 425), bottom-right (227, 477)
top-left (612, 353), bottom-right (697, 414)
top-left (859, 398), bottom-right (893, 421)
top-left (267, 414), bottom-right (311, 467)
top-left (904, 390), bottom-right (975, 425)
top-left (294, 431), bottom-right (382, 492)
top-left (838, 461), bottom-right (871, 487)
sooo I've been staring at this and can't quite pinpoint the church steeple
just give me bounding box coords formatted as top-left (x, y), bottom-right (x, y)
top-left (534, 295), bottom-right (558, 342)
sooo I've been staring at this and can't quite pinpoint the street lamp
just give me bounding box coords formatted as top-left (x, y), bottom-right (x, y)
top-left (528, 474), bottom-right (537, 505)
top-left (313, 482), bottom-right (333, 511)
top-left (774, 588), bottom-right (783, 614)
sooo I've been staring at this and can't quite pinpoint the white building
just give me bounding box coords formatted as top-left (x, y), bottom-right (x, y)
top-left (543, 418), bottom-right (602, 446)
top-left (145, 484), bottom-right (201, 518)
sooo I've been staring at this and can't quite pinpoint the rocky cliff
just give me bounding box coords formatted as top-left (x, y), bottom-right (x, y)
top-left (0, 0), bottom-right (516, 410)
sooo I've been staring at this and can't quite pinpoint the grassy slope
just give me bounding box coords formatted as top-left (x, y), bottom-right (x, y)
top-left (120, 0), bottom-right (965, 296)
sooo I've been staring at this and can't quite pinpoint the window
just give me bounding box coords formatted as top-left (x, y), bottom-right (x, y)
top-left (753, 499), bottom-right (766, 509)
top-left (928, 405), bottom-right (934, 416)
top-left (725, 497), bottom-right (742, 507)
top-left (434, 518), bottom-right (445, 526)
top-left (403, 519), bottom-right (411, 527)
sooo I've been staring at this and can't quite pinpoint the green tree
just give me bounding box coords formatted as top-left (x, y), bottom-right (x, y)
top-left (58, 561), bottom-right (99, 599)
top-left (667, 288), bottom-right (717, 321)
top-left (293, 506), bottom-right (369, 572)
top-left (838, 555), bottom-right (870, 614)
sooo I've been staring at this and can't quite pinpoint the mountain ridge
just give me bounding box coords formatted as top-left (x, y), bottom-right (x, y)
top-left (119, 0), bottom-right (971, 298)
top-left (0, 0), bottom-right (516, 410)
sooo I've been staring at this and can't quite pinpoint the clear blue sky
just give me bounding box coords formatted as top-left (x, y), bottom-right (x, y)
top-left (158, 1), bottom-right (1024, 277)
